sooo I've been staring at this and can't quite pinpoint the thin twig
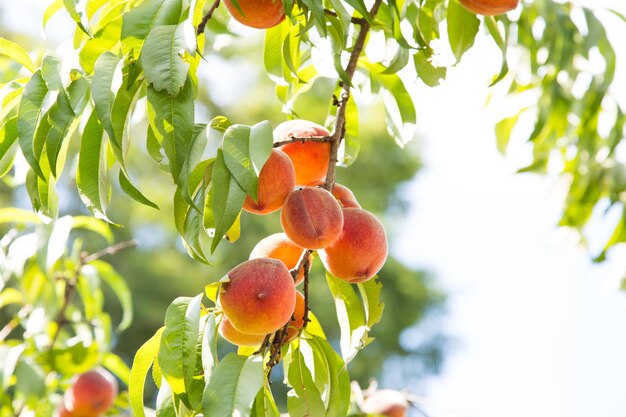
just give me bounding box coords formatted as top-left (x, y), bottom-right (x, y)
top-left (83, 240), bottom-right (138, 263)
top-left (324, 0), bottom-right (384, 192)
top-left (324, 9), bottom-right (367, 25)
top-left (273, 135), bottom-right (334, 148)
top-left (301, 256), bottom-right (311, 327)
top-left (197, 0), bottom-right (222, 35)
top-left (49, 240), bottom-right (137, 348)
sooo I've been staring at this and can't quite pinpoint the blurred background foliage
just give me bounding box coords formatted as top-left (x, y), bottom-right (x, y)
top-left (0, 3), bottom-right (446, 403)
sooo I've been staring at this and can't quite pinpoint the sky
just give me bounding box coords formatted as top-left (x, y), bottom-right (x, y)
top-left (392, 3), bottom-right (626, 417)
top-left (3, 1), bottom-right (626, 417)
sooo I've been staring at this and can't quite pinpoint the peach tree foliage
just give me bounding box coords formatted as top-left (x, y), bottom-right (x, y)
top-left (0, 0), bottom-right (624, 416)
top-left (0, 211), bottom-right (132, 416)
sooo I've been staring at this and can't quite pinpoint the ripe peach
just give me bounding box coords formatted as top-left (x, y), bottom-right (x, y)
top-left (361, 389), bottom-right (409, 417)
top-left (458, 0), bottom-right (519, 15)
top-left (219, 258), bottom-right (296, 335)
top-left (249, 233), bottom-right (312, 285)
top-left (223, 0), bottom-right (285, 29)
top-left (285, 290), bottom-right (306, 342)
top-left (280, 187), bottom-right (344, 249)
top-left (243, 149), bottom-right (296, 215)
top-left (313, 181), bottom-right (361, 208)
top-left (319, 208), bottom-right (388, 283)
top-left (274, 120), bottom-right (332, 186)
top-left (219, 316), bottom-right (267, 346)
top-left (64, 368), bottom-right (118, 417)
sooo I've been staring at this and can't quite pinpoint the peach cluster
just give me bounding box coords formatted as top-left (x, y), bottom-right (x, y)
top-left (217, 120), bottom-right (388, 347)
top-left (56, 368), bottom-right (118, 417)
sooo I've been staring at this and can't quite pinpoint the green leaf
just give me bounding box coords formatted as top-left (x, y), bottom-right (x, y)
top-left (307, 336), bottom-right (351, 417)
top-left (63, 0), bottom-right (92, 36)
top-left (287, 347), bottom-right (326, 417)
top-left (41, 52), bottom-right (64, 91)
top-left (174, 183), bottom-right (209, 263)
top-left (0, 37), bottom-right (36, 73)
top-left (18, 71), bottom-right (49, 180)
top-left (360, 61), bottom-right (416, 147)
top-left (326, 272), bottom-right (369, 363)
top-left (141, 24), bottom-right (192, 95)
top-left (211, 149), bottom-right (246, 253)
top-left (129, 327), bottom-right (164, 417)
top-left (495, 110), bottom-right (524, 155)
top-left (357, 277), bottom-right (384, 330)
top-left (90, 260), bottom-right (133, 331)
top-left (413, 49), bottom-right (446, 87)
top-left (102, 352), bottom-right (131, 386)
top-left (43, 0), bottom-right (64, 30)
top-left (0, 117), bottom-right (18, 178)
top-left (77, 111), bottom-right (111, 221)
top-left (158, 295), bottom-right (202, 395)
top-left (109, 64), bottom-right (143, 168)
top-left (344, 0), bottom-right (373, 23)
top-left (201, 312), bottom-right (218, 381)
top-left (0, 208), bottom-right (41, 224)
top-left (222, 121), bottom-right (273, 201)
top-left (121, 0), bottom-right (183, 54)
top-left (119, 170), bottom-right (160, 209)
top-left (484, 16), bottom-right (509, 86)
top-left (251, 386), bottom-right (281, 417)
top-left (147, 76), bottom-right (195, 188)
top-left (447, 0), bottom-right (480, 62)
top-left (46, 77), bottom-right (91, 177)
top-left (92, 52), bottom-right (123, 143)
top-left (202, 354), bottom-right (264, 417)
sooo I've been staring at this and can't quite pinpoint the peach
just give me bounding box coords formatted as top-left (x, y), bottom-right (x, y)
top-left (361, 390), bottom-right (409, 417)
top-left (243, 149), bottom-right (296, 215)
top-left (319, 208), bottom-right (388, 283)
top-left (274, 120), bottom-right (332, 186)
top-left (285, 290), bottom-right (306, 342)
top-left (219, 316), bottom-right (267, 346)
top-left (249, 233), bottom-right (312, 285)
top-left (280, 187), bottom-right (344, 249)
top-left (64, 368), bottom-right (118, 417)
top-left (219, 258), bottom-right (296, 335)
top-left (313, 181), bottom-right (361, 208)
top-left (223, 0), bottom-right (285, 29)
top-left (458, 0), bottom-right (519, 15)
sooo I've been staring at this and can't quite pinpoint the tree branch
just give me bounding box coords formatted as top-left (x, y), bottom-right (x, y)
top-left (49, 240), bottom-right (137, 348)
top-left (273, 135), bottom-right (334, 148)
top-left (263, 0), bottom-right (384, 374)
top-left (324, 0), bottom-right (384, 191)
top-left (83, 240), bottom-right (138, 263)
top-left (196, 0), bottom-right (221, 36)
top-left (324, 9), bottom-right (366, 25)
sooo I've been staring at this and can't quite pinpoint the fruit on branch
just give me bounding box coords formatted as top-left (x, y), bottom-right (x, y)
top-left (274, 120), bottom-right (332, 186)
top-left (219, 258), bottom-right (296, 335)
top-left (219, 316), bottom-right (267, 346)
top-left (314, 181), bottom-right (361, 208)
top-left (319, 208), bottom-right (388, 283)
top-left (361, 389), bottom-right (409, 417)
top-left (249, 233), bottom-right (312, 285)
top-left (458, 0), bottom-right (519, 15)
top-left (243, 149), bottom-right (296, 215)
top-left (223, 0), bottom-right (285, 29)
top-left (64, 368), bottom-right (118, 417)
top-left (281, 187), bottom-right (344, 249)
top-left (285, 290), bottom-right (306, 342)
